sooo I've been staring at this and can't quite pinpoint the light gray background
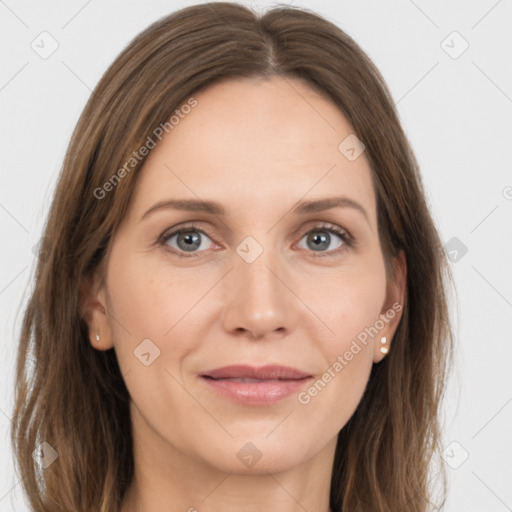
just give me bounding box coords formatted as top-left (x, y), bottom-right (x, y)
top-left (1, 1), bottom-right (511, 510)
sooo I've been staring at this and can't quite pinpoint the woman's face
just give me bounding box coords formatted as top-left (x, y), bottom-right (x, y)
top-left (88, 76), bottom-right (405, 475)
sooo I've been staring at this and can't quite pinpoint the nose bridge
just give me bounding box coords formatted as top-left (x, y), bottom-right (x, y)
top-left (239, 244), bottom-right (278, 300)
top-left (221, 234), bottom-right (294, 338)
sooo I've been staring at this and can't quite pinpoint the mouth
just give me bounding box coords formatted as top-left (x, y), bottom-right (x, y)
top-left (203, 377), bottom-right (304, 382)
top-left (200, 364), bottom-right (311, 380)
top-left (199, 365), bottom-right (312, 405)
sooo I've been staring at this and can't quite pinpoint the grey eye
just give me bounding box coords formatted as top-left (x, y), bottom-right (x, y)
top-left (165, 229), bottom-right (212, 253)
top-left (298, 230), bottom-right (345, 252)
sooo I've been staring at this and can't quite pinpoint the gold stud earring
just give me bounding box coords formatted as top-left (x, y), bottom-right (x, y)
top-left (380, 336), bottom-right (388, 354)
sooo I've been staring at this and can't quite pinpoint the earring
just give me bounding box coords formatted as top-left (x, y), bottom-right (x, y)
top-left (380, 336), bottom-right (388, 354)
top-left (95, 334), bottom-right (100, 342)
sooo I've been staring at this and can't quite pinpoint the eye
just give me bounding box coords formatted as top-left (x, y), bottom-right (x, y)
top-left (159, 222), bottom-right (353, 259)
top-left (160, 224), bottom-right (216, 257)
top-left (296, 223), bottom-right (352, 256)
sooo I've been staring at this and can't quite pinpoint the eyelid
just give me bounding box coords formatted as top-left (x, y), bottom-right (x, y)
top-left (293, 221), bottom-right (353, 257)
top-left (158, 222), bottom-right (220, 253)
top-left (158, 221), bottom-right (353, 258)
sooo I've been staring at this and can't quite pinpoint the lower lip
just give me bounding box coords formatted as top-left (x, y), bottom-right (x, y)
top-left (200, 377), bottom-right (312, 405)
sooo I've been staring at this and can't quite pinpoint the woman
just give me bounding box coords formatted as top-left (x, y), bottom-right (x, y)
top-left (11, 2), bottom-right (454, 511)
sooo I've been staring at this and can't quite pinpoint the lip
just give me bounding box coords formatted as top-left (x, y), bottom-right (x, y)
top-left (199, 365), bottom-right (312, 406)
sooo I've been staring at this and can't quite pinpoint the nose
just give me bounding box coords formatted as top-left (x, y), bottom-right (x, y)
top-left (221, 246), bottom-right (298, 340)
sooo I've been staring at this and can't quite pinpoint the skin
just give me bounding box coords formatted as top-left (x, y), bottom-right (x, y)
top-left (83, 75), bottom-right (406, 512)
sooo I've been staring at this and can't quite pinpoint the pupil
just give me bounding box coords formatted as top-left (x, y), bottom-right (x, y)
top-left (175, 230), bottom-right (332, 253)
top-left (309, 232), bottom-right (329, 251)
top-left (179, 231), bottom-right (201, 251)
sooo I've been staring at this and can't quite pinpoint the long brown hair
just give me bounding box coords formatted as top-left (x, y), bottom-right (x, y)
top-left (11, 3), bottom-right (454, 511)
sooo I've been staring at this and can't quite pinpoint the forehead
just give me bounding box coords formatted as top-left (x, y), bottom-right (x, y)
top-left (129, 76), bottom-right (377, 225)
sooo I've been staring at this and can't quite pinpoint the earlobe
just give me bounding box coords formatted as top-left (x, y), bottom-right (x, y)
top-left (379, 336), bottom-right (389, 355)
top-left (374, 335), bottom-right (391, 363)
top-left (374, 250), bottom-right (407, 363)
top-left (79, 272), bottom-right (114, 351)
top-left (89, 299), bottom-right (114, 351)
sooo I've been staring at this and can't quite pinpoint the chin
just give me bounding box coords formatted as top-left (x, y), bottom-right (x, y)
top-left (198, 435), bottom-right (313, 475)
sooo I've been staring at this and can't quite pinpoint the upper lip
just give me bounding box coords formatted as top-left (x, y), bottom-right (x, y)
top-left (201, 365), bottom-right (311, 380)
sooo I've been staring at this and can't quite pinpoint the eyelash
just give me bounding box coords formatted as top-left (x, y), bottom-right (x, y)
top-left (158, 222), bottom-right (353, 259)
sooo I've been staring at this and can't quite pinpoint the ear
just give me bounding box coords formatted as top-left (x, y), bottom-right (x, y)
top-left (79, 269), bottom-right (114, 351)
top-left (373, 249), bottom-right (407, 363)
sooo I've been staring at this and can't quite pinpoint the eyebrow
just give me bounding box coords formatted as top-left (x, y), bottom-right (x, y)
top-left (140, 196), bottom-right (370, 225)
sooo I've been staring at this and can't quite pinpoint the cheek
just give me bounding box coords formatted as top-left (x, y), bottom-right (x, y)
top-left (299, 262), bottom-right (385, 393)
top-left (104, 250), bottom-right (210, 397)
top-left (296, 276), bottom-right (384, 431)
top-left (304, 257), bottom-right (387, 352)
top-left (104, 252), bottom-right (204, 421)
top-left (298, 342), bottom-right (373, 433)
top-left (106, 248), bottom-right (207, 342)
